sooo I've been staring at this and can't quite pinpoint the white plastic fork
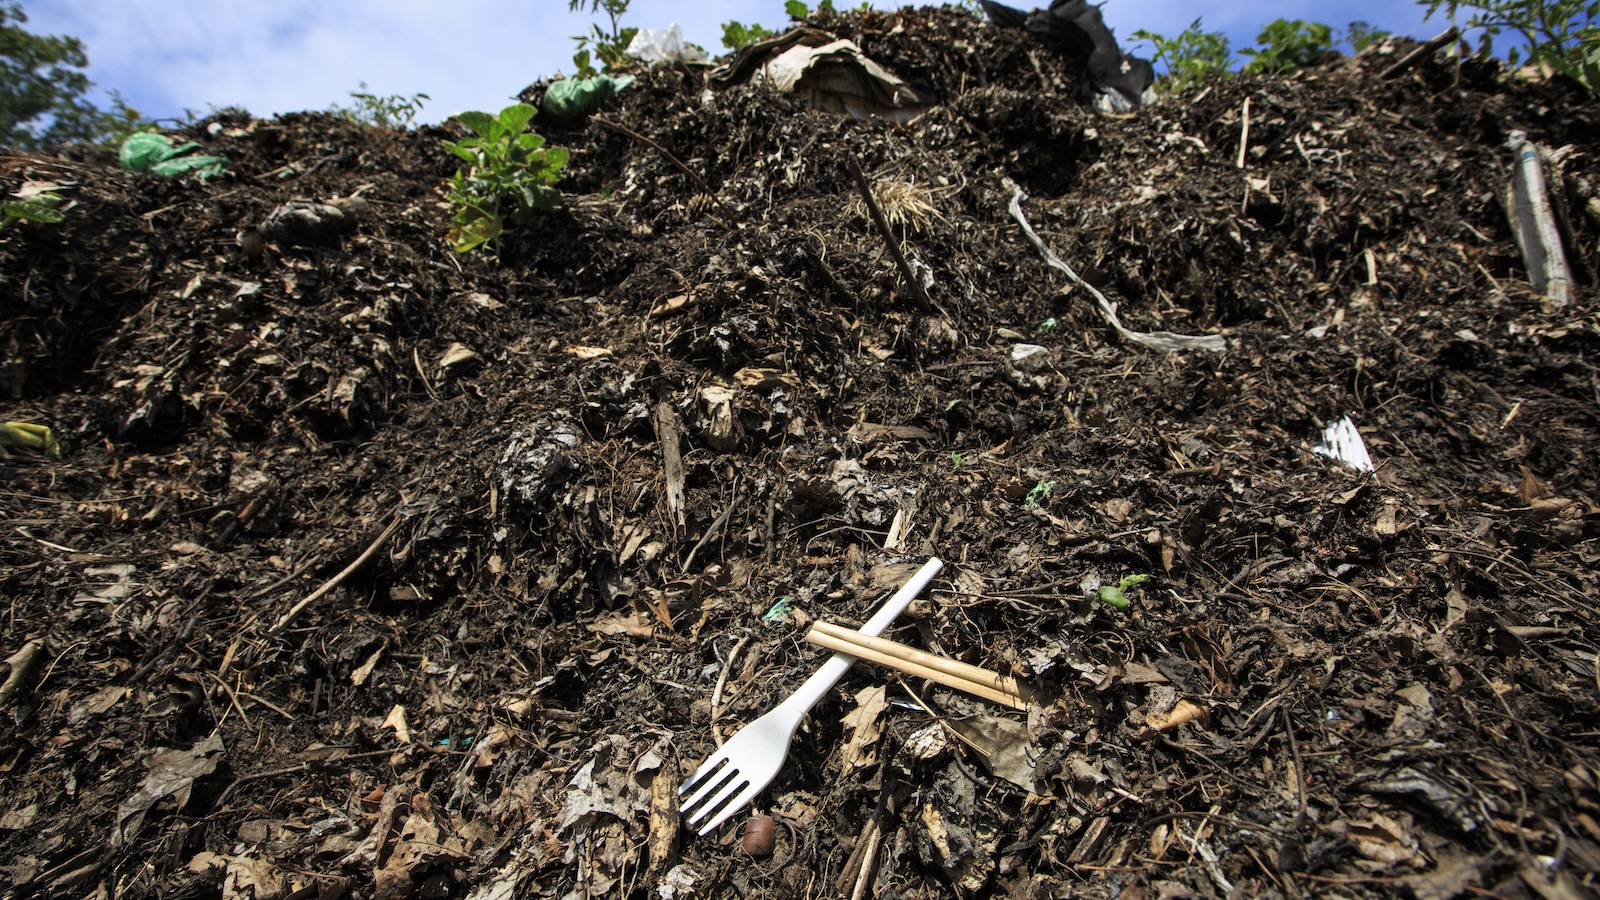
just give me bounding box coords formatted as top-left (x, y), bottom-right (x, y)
top-left (678, 557), bottom-right (944, 835)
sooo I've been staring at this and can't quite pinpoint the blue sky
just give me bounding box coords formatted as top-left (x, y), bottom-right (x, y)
top-left (24, 1), bottom-right (1453, 126)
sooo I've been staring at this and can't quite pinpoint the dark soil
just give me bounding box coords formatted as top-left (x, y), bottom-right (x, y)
top-left (3, 6), bottom-right (1600, 899)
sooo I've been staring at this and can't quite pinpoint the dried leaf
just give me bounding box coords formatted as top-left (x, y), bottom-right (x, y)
top-left (112, 732), bottom-right (224, 847)
top-left (223, 854), bottom-right (285, 900)
top-left (374, 794), bottom-right (468, 900)
top-left (437, 342), bottom-right (481, 371)
top-left (352, 647), bottom-right (384, 686)
top-left (382, 705), bottom-right (411, 744)
top-left (947, 714), bottom-right (1038, 791)
top-left (1134, 698), bottom-right (1211, 739)
top-left (564, 344), bottom-right (612, 360)
top-left (840, 685), bottom-right (889, 771)
top-left (1337, 811), bottom-right (1424, 868)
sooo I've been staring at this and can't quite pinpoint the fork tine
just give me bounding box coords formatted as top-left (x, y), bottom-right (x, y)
top-left (687, 778), bottom-right (754, 834)
top-left (680, 762), bottom-right (738, 813)
top-left (678, 754), bottom-right (730, 800)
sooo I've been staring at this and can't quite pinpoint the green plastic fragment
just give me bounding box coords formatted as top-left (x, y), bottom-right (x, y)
top-left (539, 75), bottom-right (636, 119)
top-left (761, 596), bottom-right (795, 625)
top-left (119, 133), bottom-right (230, 180)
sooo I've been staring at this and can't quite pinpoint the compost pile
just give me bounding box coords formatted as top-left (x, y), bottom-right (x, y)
top-left (3, 5), bottom-right (1600, 898)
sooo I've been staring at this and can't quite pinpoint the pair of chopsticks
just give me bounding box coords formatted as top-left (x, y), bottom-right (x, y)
top-left (804, 621), bottom-right (1034, 711)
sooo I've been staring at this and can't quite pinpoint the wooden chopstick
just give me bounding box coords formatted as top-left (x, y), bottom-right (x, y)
top-left (805, 621), bottom-right (1033, 710)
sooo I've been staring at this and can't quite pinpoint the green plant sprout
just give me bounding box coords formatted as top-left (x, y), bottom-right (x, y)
top-left (444, 104), bottom-right (567, 254)
top-left (950, 451), bottom-right (965, 470)
top-left (1132, 19), bottom-right (1232, 92)
top-left (722, 20), bottom-right (773, 49)
top-left (1345, 20), bottom-right (1392, 52)
top-left (1240, 19), bottom-right (1337, 75)
top-left (332, 82), bottom-right (430, 129)
top-left (570, 0), bottom-right (638, 77)
top-left (1424, 0), bottom-right (1600, 94)
top-left (0, 185), bottom-right (63, 231)
top-left (786, 0), bottom-right (868, 17)
top-left (1023, 480), bottom-right (1055, 510)
top-left (1097, 574), bottom-right (1149, 609)
top-left (1135, 17), bottom-right (1399, 93)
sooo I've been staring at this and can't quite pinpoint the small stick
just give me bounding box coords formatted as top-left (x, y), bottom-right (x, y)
top-left (0, 638), bottom-right (45, 710)
top-left (208, 671), bottom-right (252, 727)
top-left (848, 816), bottom-right (882, 900)
top-left (270, 514), bottom-right (403, 634)
top-left (846, 155), bottom-right (934, 313)
top-left (1235, 96), bottom-right (1251, 169)
top-left (1380, 26), bottom-right (1460, 80)
top-left (709, 633), bottom-right (752, 746)
top-left (591, 116), bottom-right (736, 224)
top-left (682, 477), bottom-right (739, 574)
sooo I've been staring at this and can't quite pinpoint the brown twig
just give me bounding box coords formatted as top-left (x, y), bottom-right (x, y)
top-left (709, 633), bottom-right (752, 747)
top-left (1380, 27), bottom-right (1460, 80)
top-left (270, 514), bottom-right (403, 634)
top-left (846, 155), bottom-right (934, 313)
top-left (591, 116), bottom-right (736, 224)
top-left (212, 747), bottom-right (398, 811)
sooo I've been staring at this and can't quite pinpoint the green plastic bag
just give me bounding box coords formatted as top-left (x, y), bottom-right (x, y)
top-left (119, 133), bottom-right (230, 180)
top-left (539, 74), bottom-right (635, 119)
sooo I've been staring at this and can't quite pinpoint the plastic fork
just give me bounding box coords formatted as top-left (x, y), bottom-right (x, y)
top-left (678, 557), bottom-right (944, 835)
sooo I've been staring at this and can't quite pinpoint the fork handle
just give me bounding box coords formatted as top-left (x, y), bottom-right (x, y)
top-left (775, 558), bottom-right (944, 716)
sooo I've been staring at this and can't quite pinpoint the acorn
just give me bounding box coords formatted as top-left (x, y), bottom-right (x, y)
top-left (741, 814), bottom-right (775, 857)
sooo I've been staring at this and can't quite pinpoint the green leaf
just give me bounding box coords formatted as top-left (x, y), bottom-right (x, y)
top-left (1118, 574), bottom-right (1150, 591)
top-left (453, 110), bottom-right (496, 137)
top-left (5, 194), bottom-right (64, 221)
top-left (785, 0), bottom-right (810, 17)
top-left (449, 207), bottom-right (502, 253)
top-left (444, 141), bottom-right (481, 165)
top-left (1096, 586), bottom-right (1131, 609)
top-left (496, 103), bottom-right (538, 136)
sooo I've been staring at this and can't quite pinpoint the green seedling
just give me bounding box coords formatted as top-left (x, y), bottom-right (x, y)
top-left (1023, 480), bottom-right (1056, 510)
top-left (1426, 0), bottom-right (1600, 95)
top-left (1240, 19), bottom-right (1337, 75)
top-left (570, 0), bottom-right (637, 77)
top-left (444, 104), bottom-right (568, 253)
top-left (333, 82), bottom-right (429, 129)
top-left (1133, 19), bottom-right (1232, 92)
top-left (1097, 573), bottom-right (1150, 609)
top-left (950, 451), bottom-right (965, 470)
top-left (1037, 317), bottom-right (1057, 333)
top-left (0, 422), bottom-right (61, 456)
top-left (0, 189), bottom-right (63, 231)
top-left (722, 20), bottom-right (773, 49)
top-left (1344, 20), bottom-right (1391, 52)
top-left (786, 0), bottom-right (867, 17)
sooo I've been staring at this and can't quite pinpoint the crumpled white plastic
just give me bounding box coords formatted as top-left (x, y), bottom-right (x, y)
top-left (625, 24), bottom-right (708, 66)
top-left (1313, 415), bottom-right (1375, 472)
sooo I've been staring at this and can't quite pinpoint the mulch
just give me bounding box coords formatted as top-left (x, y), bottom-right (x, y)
top-left (2, 5), bottom-right (1599, 898)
